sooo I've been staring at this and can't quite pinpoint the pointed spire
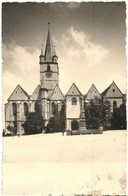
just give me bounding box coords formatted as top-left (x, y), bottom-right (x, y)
top-left (44, 22), bottom-right (57, 62)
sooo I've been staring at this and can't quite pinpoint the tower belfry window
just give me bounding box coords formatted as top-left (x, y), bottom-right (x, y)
top-left (47, 65), bottom-right (51, 72)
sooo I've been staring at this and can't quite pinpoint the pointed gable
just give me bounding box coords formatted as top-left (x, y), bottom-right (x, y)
top-left (50, 85), bottom-right (64, 100)
top-left (66, 83), bottom-right (82, 96)
top-left (8, 85), bottom-right (29, 101)
top-left (29, 85), bottom-right (40, 101)
top-left (102, 81), bottom-right (123, 98)
top-left (86, 84), bottom-right (101, 100)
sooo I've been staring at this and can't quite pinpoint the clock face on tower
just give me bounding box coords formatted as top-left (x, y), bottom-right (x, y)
top-left (45, 71), bottom-right (52, 78)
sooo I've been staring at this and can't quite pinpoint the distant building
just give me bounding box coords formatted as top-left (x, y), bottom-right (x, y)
top-left (4, 23), bottom-right (125, 135)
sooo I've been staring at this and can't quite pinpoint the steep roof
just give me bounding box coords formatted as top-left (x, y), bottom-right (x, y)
top-left (101, 81), bottom-right (123, 98)
top-left (8, 84), bottom-right (29, 101)
top-left (44, 22), bottom-right (57, 62)
top-left (85, 84), bottom-right (101, 100)
top-left (29, 85), bottom-right (40, 101)
top-left (66, 83), bottom-right (82, 96)
top-left (50, 84), bottom-right (64, 100)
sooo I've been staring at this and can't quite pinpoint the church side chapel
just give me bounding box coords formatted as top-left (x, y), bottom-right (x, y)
top-left (4, 23), bottom-right (126, 135)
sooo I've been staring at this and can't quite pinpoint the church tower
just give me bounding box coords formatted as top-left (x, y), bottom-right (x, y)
top-left (39, 22), bottom-right (59, 96)
top-left (38, 77), bottom-right (49, 123)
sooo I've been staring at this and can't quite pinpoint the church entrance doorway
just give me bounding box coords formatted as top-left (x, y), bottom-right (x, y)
top-left (71, 120), bottom-right (79, 130)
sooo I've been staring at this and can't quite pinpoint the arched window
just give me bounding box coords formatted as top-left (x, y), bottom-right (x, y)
top-left (12, 103), bottom-right (17, 116)
top-left (72, 97), bottom-right (77, 105)
top-left (35, 101), bottom-right (40, 113)
top-left (47, 64), bottom-right (51, 72)
top-left (113, 100), bottom-right (117, 110)
top-left (24, 102), bottom-right (29, 116)
top-left (52, 102), bottom-right (56, 115)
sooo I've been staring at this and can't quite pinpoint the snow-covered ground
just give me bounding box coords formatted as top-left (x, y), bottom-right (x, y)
top-left (3, 130), bottom-right (126, 195)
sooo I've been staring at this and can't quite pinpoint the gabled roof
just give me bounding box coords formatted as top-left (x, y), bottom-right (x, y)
top-left (8, 84), bottom-right (29, 101)
top-left (85, 84), bottom-right (101, 100)
top-left (50, 84), bottom-right (64, 100)
top-left (66, 83), bottom-right (82, 96)
top-left (29, 85), bottom-right (40, 101)
top-left (101, 81), bottom-right (123, 98)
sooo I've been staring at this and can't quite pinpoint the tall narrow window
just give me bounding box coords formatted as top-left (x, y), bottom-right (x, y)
top-left (35, 101), bottom-right (40, 113)
top-left (24, 102), bottom-right (29, 116)
top-left (12, 103), bottom-right (17, 116)
top-left (72, 97), bottom-right (77, 105)
top-left (47, 64), bottom-right (51, 71)
top-left (113, 100), bottom-right (117, 110)
top-left (12, 103), bottom-right (17, 129)
top-left (52, 102), bottom-right (56, 115)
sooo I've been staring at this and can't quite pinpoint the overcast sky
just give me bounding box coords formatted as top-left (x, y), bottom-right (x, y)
top-left (2, 2), bottom-right (126, 105)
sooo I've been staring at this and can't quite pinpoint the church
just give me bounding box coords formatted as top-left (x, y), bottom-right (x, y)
top-left (5, 23), bottom-right (125, 135)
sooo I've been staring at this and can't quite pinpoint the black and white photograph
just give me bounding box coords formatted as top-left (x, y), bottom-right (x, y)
top-left (2, 2), bottom-right (127, 195)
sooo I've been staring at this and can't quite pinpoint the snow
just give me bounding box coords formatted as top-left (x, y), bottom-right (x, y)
top-left (3, 130), bottom-right (126, 195)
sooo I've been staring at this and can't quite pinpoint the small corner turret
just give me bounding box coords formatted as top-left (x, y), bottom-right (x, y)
top-left (52, 45), bottom-right (58, 62)
top-left (39, 44), bottom-right (45, 64)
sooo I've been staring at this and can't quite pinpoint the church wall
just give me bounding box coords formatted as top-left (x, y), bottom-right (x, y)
top-left (41, 99), bottom-right (48, 121)
top-left (40, 63), bottom-right (58, 72)
top-left (65, 97), bottom-right (80, 130)
top-left (40, 64), bottom-right (47, 72)
top-left (66, 119), bottom-right (80, 130)
top-left (5, 102), bottom-right (15, 131)
top-left (29, 101), bottom-right (36, 112)
top-left (104, 97), bottom-right (123, 111)
top-left (45, 80), bottom-right (58, 90)
top-left (40, 73), bottom-right (58, 90)
top-left (66, 96), bottom-right (81, 119)
top-left (5, 101), bottom-right (27, 134)
top-left (5, 102), bottom-right (14, 122)
top-left (5, 103), bottom-right (13, 121)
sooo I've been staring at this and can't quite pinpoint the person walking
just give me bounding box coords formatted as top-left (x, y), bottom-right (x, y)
top-left (62, 129), bottom-right (64, 136)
